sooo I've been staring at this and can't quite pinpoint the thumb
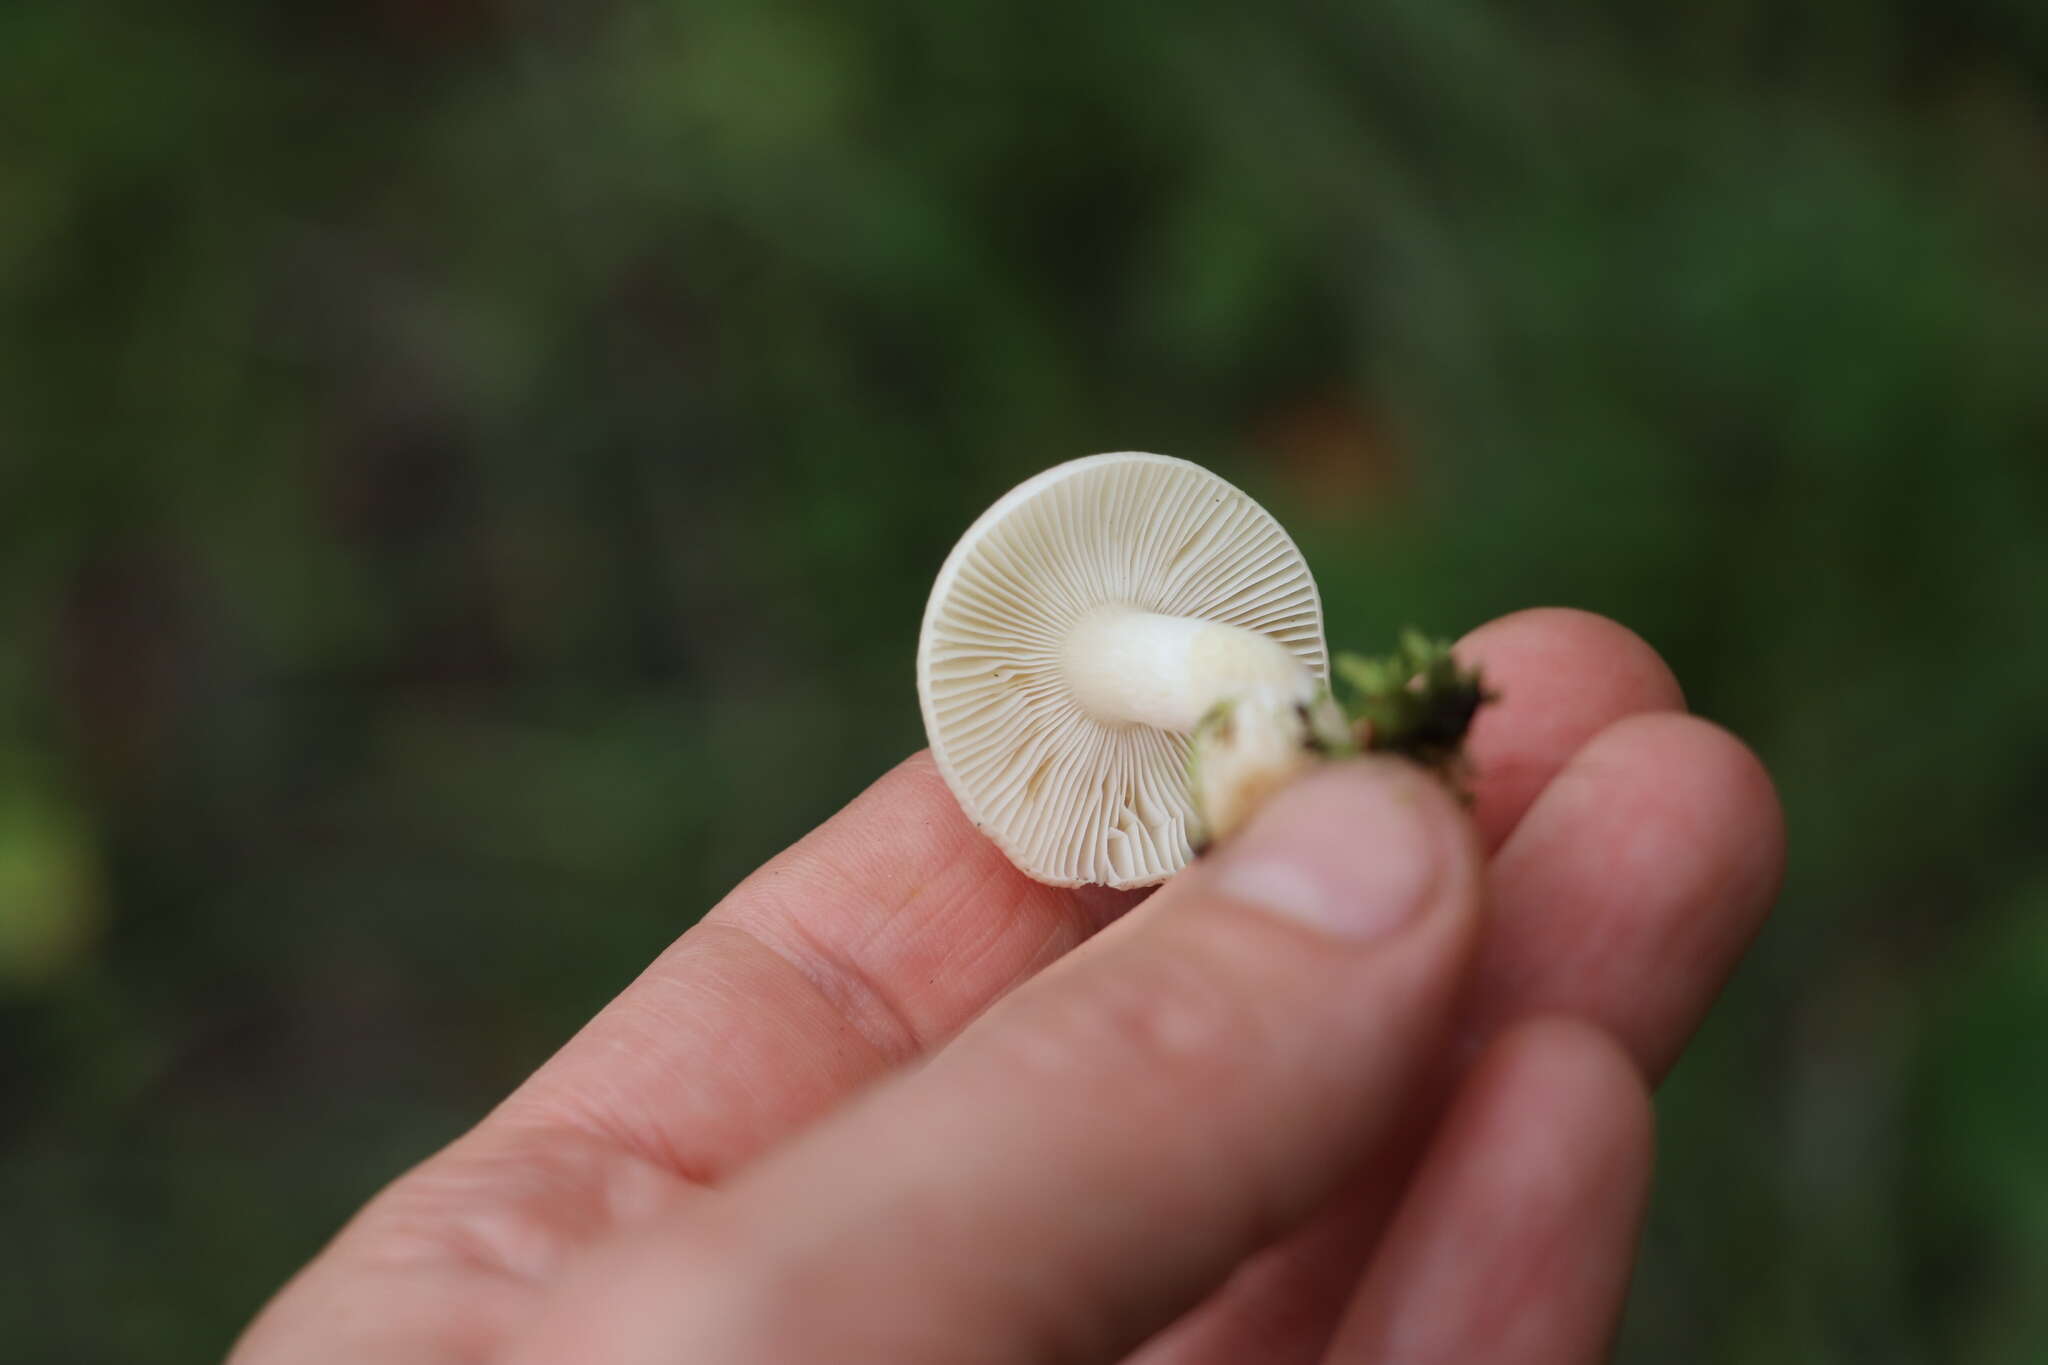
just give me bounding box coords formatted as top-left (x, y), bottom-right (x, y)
top-left (515, 758), bottom-right (1485, 1365)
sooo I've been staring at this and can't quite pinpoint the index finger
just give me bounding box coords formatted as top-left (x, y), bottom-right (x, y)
top-left (496, 752), bottom-right (1142, 1179)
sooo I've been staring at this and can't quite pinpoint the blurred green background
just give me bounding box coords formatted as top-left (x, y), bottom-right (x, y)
top-left (5, 0), bottom-right (2047, 1359)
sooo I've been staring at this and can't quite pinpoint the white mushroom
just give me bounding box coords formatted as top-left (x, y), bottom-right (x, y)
top-left (916, 452), bottom-right (1328, 888)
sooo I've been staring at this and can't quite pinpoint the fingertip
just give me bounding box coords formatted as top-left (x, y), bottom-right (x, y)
top-left (1205, 758), bottom-right (1484, 943)
top-left (1459, 608), bottom-right (1686, 713)
top-left (1481, 710), bottom-right (1784, 1080)
top-left (1251, 757), bottom-right (1485, 859)
top-left (1454, 609), bottom-right (1687, 849)
top-left (1568, 711), bottom-right (1787, 922)
top-left (1677, 715), bottom-right (1786, 907)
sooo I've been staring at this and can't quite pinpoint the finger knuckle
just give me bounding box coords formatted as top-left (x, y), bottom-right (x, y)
top-left (1000, 946), bottom-right (1266, 1092)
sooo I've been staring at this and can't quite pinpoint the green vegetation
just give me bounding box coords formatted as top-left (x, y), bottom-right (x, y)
top-left (1332, 630), bottom-right (1492, 776)
top-left (3, 0), bottom-right (2046, 1358)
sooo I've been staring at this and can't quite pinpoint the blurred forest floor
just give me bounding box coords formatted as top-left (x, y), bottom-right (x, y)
top-left (3, 2), bottom-right (2047, 1360)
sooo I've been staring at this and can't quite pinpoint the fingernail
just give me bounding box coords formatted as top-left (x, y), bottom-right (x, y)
top-left (1209, 761), bottom-right (1446, 940)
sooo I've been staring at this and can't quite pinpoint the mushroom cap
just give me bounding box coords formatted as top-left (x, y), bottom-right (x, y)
top-left (916, 452), bottom-right (1327, 888)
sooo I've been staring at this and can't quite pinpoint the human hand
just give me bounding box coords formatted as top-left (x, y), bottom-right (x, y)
top-left (230, 609), bottom-right (1783, 1365)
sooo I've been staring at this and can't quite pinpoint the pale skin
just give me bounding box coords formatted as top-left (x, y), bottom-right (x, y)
top-left (231, 609), bottom-right (1785, 1365)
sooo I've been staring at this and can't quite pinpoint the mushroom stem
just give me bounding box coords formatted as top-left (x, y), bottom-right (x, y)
top-left (1061, 606), bottom-right (1313, 732)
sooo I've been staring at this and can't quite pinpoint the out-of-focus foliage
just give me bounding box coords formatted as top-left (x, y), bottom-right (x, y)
top-left (3, 0), bottom-right (2045, 1358)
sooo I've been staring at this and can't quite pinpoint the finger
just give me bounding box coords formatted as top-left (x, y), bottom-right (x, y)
top-left (1454, 608), bottom-right (1686, 852)
top-left (508, 760), bottom-right (1487, 1365)
top-left (1133, 712), bottom-right (1781, 1365)
top-left (1326, 1018), bottom-right (1654, 1365)
top-left (1466, 711), bottom-right (1785, 1078)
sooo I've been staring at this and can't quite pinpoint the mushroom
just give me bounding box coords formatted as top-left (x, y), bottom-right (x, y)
top-left (916, 452), bottom-right (1328, 888)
